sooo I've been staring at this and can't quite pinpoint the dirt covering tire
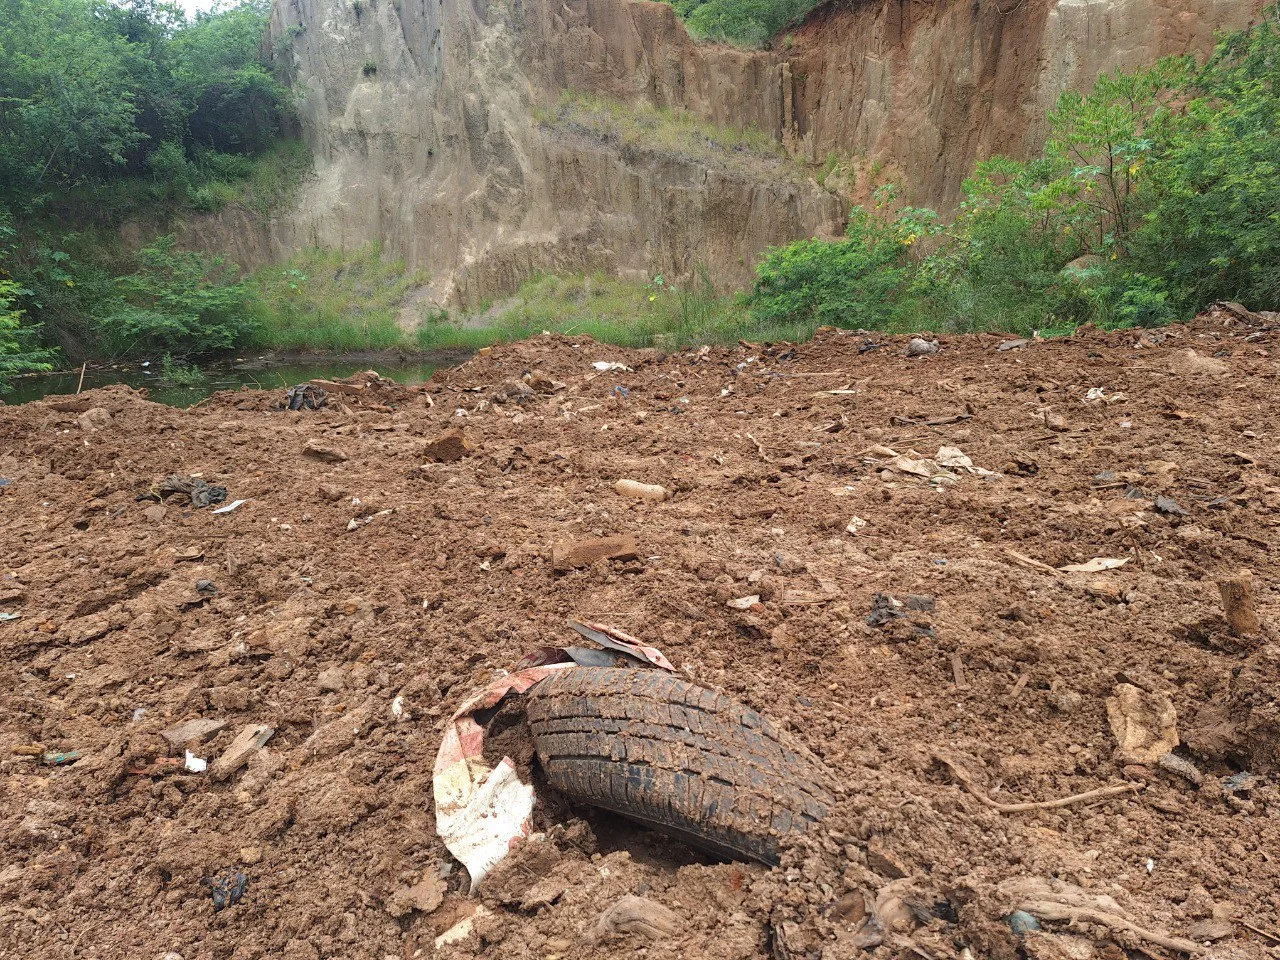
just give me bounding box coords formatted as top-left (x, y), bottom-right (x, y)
top-left (525, 667), bottom-right (836, 865)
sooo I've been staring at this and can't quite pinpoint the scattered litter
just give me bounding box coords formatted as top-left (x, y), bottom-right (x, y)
top-left (211, 499), bottom-right (248, 514)
top-left (592, 361), bottom-right (632, 372)
top-left (1154, 494), bottom-right (1189, 515)
top-left (999, 877), bottom-right (1199, 954)
top-left (1084, 386), bottom-right (1129, 404)
top-left (592, 895), bottom-right (681, 942)
top-left (433, 621), bottom-right (673, 889)
top-left (905, 337), bottom-right (940, 357)
top-left (42, 750), bottom-right (82, 766)
top-left (284, 383), bottom-right (327, 411)
top-left (204, 871), bottom-right (248, 912)
top-left (1107, 683), bottom-right (1178, 764)
top-left (138, 475), bottom-right (228, 509)
top-left (435, 906), bottom-right (491, 949)
top-left (866, 593), bottom-right (905, 627)
top-left (183, 751), bottom-right (207, 773)
top-left (726, 595), bottom-right (761, 611)
top-left (1059, 557), bottom-right (1128, 573)
top-left (211, 724), bottom-right (274, 781)
top-left (846, 516), bottom-right (867, 534)
top-left (0, 612), bottom-right (20, 622)
top-left (614, 479), bottom-right (669, 501)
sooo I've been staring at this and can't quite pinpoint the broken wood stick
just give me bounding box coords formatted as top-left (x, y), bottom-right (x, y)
top-left (1218, 571), bottom-right (1261, 638)
top-left (935, 755), bottom-right (1140, 813)
top-left (1019, 902), bottom-right (1201, 954)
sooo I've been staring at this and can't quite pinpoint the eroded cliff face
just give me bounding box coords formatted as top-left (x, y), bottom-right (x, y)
top-left (230, 0), bottom-right (1260, 307)
top-left (232, 0), bottom-right (842, 310)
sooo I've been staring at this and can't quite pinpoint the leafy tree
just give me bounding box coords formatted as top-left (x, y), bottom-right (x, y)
top-left (97, 237), bottom-right (259, 358)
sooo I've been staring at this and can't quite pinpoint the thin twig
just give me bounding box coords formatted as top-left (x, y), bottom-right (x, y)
top-left (76, 362), bottom-right (87, 395)
top-left (935, 755), bottom-right (1140, 812)
top-left (1240, 920), bottom-right (1280, 944)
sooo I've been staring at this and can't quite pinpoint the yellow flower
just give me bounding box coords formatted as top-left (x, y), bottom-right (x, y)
top-left (1064, 225), bottom-right (1073, 234)
top-left (648, 294), bottom-right (656, 302)
top-left (1128, 164), bottom-right (1140, 176)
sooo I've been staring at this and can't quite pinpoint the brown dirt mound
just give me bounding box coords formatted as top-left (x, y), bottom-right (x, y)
top-left (1, 320), bottom-right (1277, 959)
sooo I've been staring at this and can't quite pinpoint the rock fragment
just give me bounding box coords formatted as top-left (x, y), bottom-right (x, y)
top-left (211, 724), bottom-right (274, 781)
top-left (422, 428), bottom-right (475, 462)
top-left (551, 534), bottom-right (639, 572)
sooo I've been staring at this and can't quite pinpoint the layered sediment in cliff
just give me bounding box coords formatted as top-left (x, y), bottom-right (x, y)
top-left (212, 0), bottom-right (1259, 307)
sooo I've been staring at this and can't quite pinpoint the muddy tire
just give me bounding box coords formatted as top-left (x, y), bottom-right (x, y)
top-left (525, 667), bottom-right (835, 865)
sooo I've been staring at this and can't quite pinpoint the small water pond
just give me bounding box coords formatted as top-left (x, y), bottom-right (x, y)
top-left (3, 351), bottom-right (470, 407)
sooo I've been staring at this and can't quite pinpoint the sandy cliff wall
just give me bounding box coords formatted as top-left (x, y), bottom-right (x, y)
top-left (213, 0), bottom-right (1260, 307)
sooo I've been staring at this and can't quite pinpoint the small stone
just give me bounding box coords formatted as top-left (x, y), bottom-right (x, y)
top-left (161, 718), bottom-right (227, 747)
top-left (905, 338), bottom-right (940, 357)
top-left (551, 534), bottom-right (639, 572)
top-left (303, 440), bottom-right (348, 463)
top-left (422, 428), bottom-right (476, 463)
top-left (387, 874), bottom-right (447, 918)
top-left (143, 504), bottom-right (167, 523)
top-left (239, 846), bottom-right (263, 865)
top-left (317, 666), bottom-right (346, 692)
top-left (1186, 919), bottom-right (1234, 942)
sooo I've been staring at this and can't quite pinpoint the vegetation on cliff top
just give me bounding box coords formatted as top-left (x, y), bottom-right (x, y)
top-left (749, 9), bottom-right (1280, 334)
top-left (662, 0), bottom-right (821, 48)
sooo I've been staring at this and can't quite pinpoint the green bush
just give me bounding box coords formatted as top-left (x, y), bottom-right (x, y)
top-left (666, 0), bottom-right (821, 47)
top-left (749, 9), bottom-right (1280, 334)
top-left (750, 190), bottom-right (938, 329)
top-left (97, 238), bottom-right (258, 358)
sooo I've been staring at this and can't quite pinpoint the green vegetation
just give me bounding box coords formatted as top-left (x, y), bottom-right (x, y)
top-left (663, 0), bottom-right (820, 47)
top-left (0, 0), bottom-right (302, 382)
top-left (251, 246), bottom-right (429, 352)
top-left (410, 271), bottom-right (812, 351)
top-left (536, 91), bottom-right (796, 176)
top-left (749, 10), bottom-right (1280, 334)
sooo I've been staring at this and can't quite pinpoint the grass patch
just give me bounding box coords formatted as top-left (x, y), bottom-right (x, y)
top-left (251, 245), bottom-right (429, 351)
top-left (413, 271), bottom-right (826, 352)
top-left (536, 91), bottom-right (806, 180)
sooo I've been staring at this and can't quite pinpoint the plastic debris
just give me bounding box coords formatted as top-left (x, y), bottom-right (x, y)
top-left (1059, 557), bottom-right (1128, 573)
top-left (211, 499), bottom-right (248, 514)
top-left (433, 620), bottom-right (673, 889)
top-left (184, 750), bottom-right (207, 774)
top-left (285, 383), bottom-right (327, 411)
top-left (726, 595), bottom-right (761, 611)
top-left (204, 871), bottom-right (248, 912)
top-left (42, 750), bottom-right (82, 766)
top-left (138, 475), bottom-right (228, 510)
top-left (592, 361), bottom-right (632, 372)
top-left (0, 612), bottom-right (20, 622)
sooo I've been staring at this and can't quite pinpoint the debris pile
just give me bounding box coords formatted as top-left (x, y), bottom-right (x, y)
top-left (1, 320), bottom-right (1277, 959)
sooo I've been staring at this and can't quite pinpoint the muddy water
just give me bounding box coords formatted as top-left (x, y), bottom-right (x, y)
top-left (3, 351), bottom-right (469, 407)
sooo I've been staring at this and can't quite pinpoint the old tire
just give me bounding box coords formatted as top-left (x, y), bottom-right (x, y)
top-left (525, 667), bottom-right (835, 865)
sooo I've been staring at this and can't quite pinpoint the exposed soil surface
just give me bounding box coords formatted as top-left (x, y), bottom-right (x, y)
top-left (1, 313), bottom-right (1278, 960)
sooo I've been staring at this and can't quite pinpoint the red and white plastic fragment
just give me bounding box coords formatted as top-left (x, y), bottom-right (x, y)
top-left (432, 620), bottom-right (674, 889)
